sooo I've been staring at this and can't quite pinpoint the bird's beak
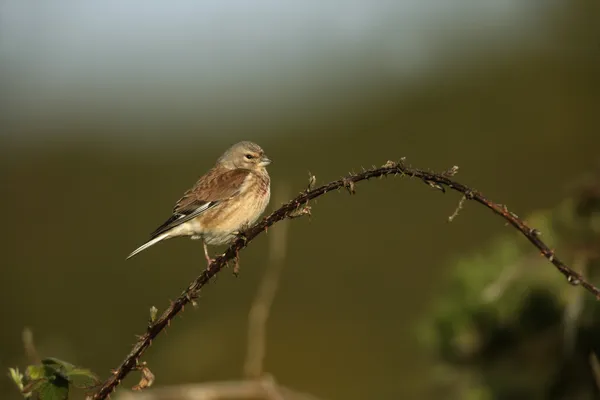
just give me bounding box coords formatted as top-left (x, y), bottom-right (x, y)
top-left (259, 156), bottom-right (272, 166)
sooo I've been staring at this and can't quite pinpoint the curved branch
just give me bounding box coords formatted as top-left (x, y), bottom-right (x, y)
top-left (91, 159), bottom-right (600, 400)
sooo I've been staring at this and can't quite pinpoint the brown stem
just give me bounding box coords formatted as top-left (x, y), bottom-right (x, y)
top-left (91, 159), bottom-right (600, 400)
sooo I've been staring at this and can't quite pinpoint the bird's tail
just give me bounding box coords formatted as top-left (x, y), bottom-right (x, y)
top-left (126, 233), bottom-right (170, 259)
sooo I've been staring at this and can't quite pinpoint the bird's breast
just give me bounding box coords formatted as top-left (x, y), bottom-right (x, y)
top-left (199, 171), bottom-right (270, 245)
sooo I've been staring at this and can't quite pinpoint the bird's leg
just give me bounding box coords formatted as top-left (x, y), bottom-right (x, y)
top-left (203, 241), bottom-right (215, 268)
top-left (233, 247), bottom-right (241, 277)
top-left (235, 232), bottom-right (247, 243)
top-left (231, 224), bottom-right (251, 276)
top-left (233, 225), bottom-right (249, 244)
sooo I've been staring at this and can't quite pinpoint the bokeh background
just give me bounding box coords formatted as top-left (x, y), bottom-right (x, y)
top-left (2, 1), bottom-right (600, 399)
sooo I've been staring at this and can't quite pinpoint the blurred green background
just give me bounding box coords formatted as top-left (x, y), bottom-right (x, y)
top-left (2, 1), bottom-right (600, 399)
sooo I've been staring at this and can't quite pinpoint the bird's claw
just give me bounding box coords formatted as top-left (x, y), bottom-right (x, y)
top-left (234, 230), bottom-right (248, 243)
top-left (205, 257), bottom-right (216, 270)
top-left (233, 248), bottom-right (241, 276)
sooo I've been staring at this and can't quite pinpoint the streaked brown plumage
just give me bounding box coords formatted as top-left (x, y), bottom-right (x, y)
top-left (127, 141), bottom-right (271, 263)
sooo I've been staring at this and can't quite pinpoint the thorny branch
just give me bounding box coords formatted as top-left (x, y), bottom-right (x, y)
top-left (91, 158), bottom-right (600, 400)
top-left (117, 187), bottom-right (318, 400)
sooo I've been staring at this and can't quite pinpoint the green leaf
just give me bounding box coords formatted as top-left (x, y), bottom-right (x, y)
top-left (9, 367), bottom-right (26, 395)
top-left (66, 368), bottom-right (99, 388)
top-left (26, 364), bottom-right (46, 380)
top-left (37, 377), bottom-right (69, 400)
top-left (22, 379), bottom-right (46, 395)
top-left (42, 358), bottom-right (75, 373)
top-left (16, 357), bottom-right (98, 399)
top-left (149, 306), bottom-right (158, 323)
top-left (40, 357), bottom-right (98, 387)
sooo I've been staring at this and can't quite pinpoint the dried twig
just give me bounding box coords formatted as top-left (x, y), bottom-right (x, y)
top-left (22, 328), bottom-right (41, 365)
top-left (590, 353), bottom-right (600, 393)
top-left (116, 377), bottom-right (324, 400)
top-left (92, 159), bottom-right (600, 400)
top-left (244, 186), bottom-right (290, 379)
top-left (448, 195), bottom-right (467, 222)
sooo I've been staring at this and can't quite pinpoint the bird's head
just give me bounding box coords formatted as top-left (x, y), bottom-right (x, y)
top-left (217, 141), bottom-right (271, 171)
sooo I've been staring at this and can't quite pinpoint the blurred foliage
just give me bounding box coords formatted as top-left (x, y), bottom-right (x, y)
top-left (9, 357), bottom-right (97, 400)
top-left (420, 171), bottom-right (600, 399)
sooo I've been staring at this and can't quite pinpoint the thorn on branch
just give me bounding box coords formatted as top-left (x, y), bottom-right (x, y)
top-left (184, 291), bottom-right (199, 304)
top-left (541, 249), bottom-right (556, 262)
top-left (424, 179), bottom-right (445, 193)
top-left (568, 275), bottom-right (581, 286)
top-left (236, 230), bottom-right (249, 244)
top-left (342, 178), bottom-right (356, 195)
top-left (442, 165), bottom-right (460, 177)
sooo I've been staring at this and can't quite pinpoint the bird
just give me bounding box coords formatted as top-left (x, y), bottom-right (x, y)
top-left (127, 141), bottom-right (271, 266)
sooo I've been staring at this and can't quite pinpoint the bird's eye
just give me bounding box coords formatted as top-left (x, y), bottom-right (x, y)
top-left (245, 154), bottom-right (254, 160)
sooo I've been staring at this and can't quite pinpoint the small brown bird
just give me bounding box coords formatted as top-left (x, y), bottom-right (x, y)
top-left (127, 141), bottom-right (271, 264)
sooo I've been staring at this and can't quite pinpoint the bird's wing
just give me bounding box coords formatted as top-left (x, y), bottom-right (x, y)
top-left (149, 168), bottom-right (251, 238)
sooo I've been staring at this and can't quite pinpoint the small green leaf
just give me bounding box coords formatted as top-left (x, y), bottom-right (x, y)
top-left (40, 358), bottom-right (73, 382)
top-left (9, 367), bottom-right (25, 392)
top-left (37, 377), bottom-right (69, 400)
top-left (16, 357), bottom-right (97, 399)
top-left (149, 306), bottom-right (158, 323)
top-left (42, 358), bottom-right (75, 372)
top-left (26, 364), bottom-right (46, 380)
top-left (66, 368), bottom-right (99, 388)
top-left (22, 379), bottom-right (46, 395)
